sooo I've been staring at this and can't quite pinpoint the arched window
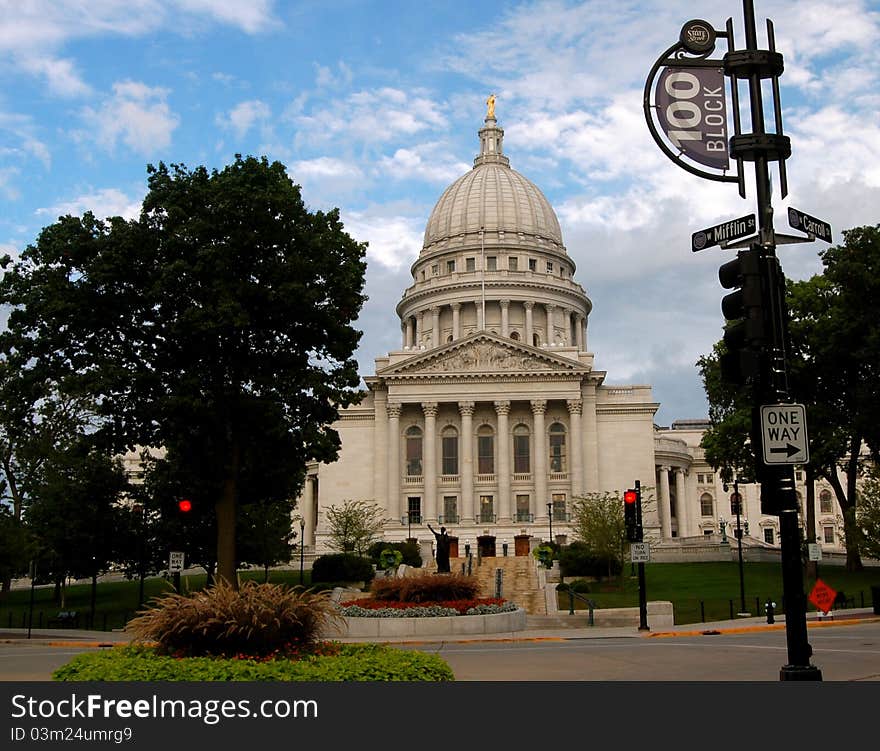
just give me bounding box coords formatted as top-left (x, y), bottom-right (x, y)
top-left (700, 493), bottom-right (714, 516)
top-left (510, 330), bottom-right (520, 341)
top-left (549, 422), bottom-right (566, 472)
top-left (533, 332), bottom-right (541, 347)
top-left (729, 491), bottom-right (743, 515)
top-left (405, 426), bottom-right (422, 476)
top-left (513, 424), bottom-right (530, 473)
top-left (441, 426), bottom-right (458, 475)
top-left (446, 334), bottom-right (453, 343)
top-left (477, 425), bottom-right (494, 474)
top-left (819, 489), bottom-right (833, 514)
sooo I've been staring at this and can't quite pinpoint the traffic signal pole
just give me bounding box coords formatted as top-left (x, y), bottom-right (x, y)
top-left (732, 0), bottom-right (819, 680)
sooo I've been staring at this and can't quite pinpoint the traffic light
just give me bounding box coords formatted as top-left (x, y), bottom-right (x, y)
top-left (718, 244), bottom-right (767, 387)
top-left (624, 488), bottom-right (641, 542)
top-left (177, 498), bottom-right (192, 513)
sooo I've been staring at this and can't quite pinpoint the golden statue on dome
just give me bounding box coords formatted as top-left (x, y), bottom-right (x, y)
top-left (486, 93), bottom-right (496, 119)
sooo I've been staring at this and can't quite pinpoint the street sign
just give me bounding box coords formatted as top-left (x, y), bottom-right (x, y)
top-left (807, 543), bottom-right (822, 562)
top-left (760, 403), bottom-right (809, 465)
top-left (787, 207), bottom-right (832, 242)
top-left (808, 579), bottom-right (836, 615)
top-left (630, 542), bottom-right (651, 563)
top-left (168, 551), bottom-right (185, 572)
top-left (692, 214), bottom-right (756, 251)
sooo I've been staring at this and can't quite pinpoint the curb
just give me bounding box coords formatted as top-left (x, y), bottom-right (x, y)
top-left (646, 615), bottom-right (880, 638)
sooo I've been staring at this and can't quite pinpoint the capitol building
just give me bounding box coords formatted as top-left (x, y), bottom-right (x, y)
top-left (296, 105), bottom-right (847, 560)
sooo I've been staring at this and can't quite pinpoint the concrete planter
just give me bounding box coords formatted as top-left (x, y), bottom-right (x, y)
top-left (326, 607), bottom-right (527, 639)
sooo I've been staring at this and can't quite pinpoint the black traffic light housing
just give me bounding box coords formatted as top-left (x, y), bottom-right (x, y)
top-left (718, 244), bottom-right (768, 387)
top-left (624, 487), bottom-right (642, 543)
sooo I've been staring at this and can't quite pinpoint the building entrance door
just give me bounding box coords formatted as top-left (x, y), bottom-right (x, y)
top-left (477, 535), bottom-right (496, 557)
top-left (514, 534), bottom-right (531, 556)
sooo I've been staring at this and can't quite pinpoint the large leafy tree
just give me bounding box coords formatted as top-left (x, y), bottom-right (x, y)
top-left (0, 156), bottom-right (368, 585)
top-left (325, 500), bottom-right (386, 555)
top-left (699, 225), bottom-right (880, 570)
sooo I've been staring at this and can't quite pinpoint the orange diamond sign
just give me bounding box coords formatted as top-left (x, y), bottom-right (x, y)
top-left (809, 579), bottom-right (837, 614)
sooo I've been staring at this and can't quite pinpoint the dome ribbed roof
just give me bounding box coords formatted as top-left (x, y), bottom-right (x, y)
top-left (421, 113), bottom-right (564, 253)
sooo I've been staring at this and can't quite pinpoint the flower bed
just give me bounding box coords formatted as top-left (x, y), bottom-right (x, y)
top-left (338, 597), bottom-right (517, 618)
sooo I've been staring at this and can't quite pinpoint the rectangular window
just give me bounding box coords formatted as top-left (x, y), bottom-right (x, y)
top-left (441, 435), bottom-right (458, 475)
top-left (529, 258), bottom-right (537, 271)
top-left (478, 435), bottom-right (494, 474)
top-left (700, 496), bottom-right (713, 516)
top-left (479, 495), bottom-right (494, 522)
top-left (823, 527), bottom-right (835, 544)
top-left (508, 256), bottom-right (518, 271)
top-left (552, 493), bottom-right (566, 521)
top-left (466, 257), bottom-right (476, 271)
top-left (546, 261), bottom-right (553, 273)
top-left (516, 494), bottom-right (530, 522)
top-left (549, 434), bottom-right (566, 472)
top-left (444, 496), bottom-right (458, 524)
top-left (431, 264), bottom-right (438, 276)
top-left (820, 494), bottom-right (833, 514)
top-left (795, 470), bottom-right (803, 481)
top-left (407, 497), bottom-right (422, 524)
top-left (406, 436), bottom-right (422, 476)
top-left (446, 259), bottom-right (455, 274)
top-left (513, 434), bottom-right (530, 473)
top-left (764, 528), bottom-right (775, 545)
top-left (486, 256), bottom-right (497, 271)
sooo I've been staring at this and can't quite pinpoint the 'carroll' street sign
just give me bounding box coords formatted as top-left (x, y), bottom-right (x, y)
top-left (692, 214), bottom-right (756, 252)
top-left (788, 207), bottom-right (832, 242)
top-left (760, 404), bottom-right (809, 465)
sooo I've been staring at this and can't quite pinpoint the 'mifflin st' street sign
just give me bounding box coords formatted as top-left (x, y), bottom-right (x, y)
top-left (692, 214), bottom-right (756, 252)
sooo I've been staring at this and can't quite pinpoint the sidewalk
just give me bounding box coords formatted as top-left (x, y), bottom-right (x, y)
top-left (2, 608), bottom-right (877, 647)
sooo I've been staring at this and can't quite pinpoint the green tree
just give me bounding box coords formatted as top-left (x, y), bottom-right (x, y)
top-left (238, 498), bottom-right (296, 582)
top-left (856, 465), bottom-right (880, 561)
top-left (325, 500), bottom-right (386, 555)
top-left (0, 156), bottom-right (367, 585)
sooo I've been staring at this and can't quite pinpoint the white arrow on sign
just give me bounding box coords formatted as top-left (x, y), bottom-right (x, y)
top-left (760, 404), bottom-right (810, 465)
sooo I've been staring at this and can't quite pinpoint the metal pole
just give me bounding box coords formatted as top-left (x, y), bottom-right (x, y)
top-left (637, 562), bottom-right (649, 631)
top-left (548, 502), bottom-right (553, 543)
top-left (27, 560), bottom-right (36, 639)
top-left (740, 0), bottom-right (819, 680)
top-left (299, 519), bottom-right (305, 586)
top-left (735, 481), bottom-right (747, 614)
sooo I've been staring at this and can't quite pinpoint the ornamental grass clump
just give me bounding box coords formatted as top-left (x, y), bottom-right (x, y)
top-left (125, 580), bottom-right (343, 658)
top-left (370, 572), bottom-right (480, 603)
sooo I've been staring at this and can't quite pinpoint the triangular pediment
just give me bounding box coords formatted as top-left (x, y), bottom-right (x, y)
top-left (378, 332), bottom-right (588, 378)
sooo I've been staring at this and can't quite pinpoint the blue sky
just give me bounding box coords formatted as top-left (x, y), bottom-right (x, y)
top-left (2, 0), bottom-right (879, 426)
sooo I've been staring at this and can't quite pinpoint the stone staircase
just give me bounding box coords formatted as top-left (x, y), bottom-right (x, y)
top-left (449, 555), bottom-right (546, 615)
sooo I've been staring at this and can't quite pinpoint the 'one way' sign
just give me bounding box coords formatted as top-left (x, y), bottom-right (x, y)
top-left (760, 404), bottom-right (809, 465)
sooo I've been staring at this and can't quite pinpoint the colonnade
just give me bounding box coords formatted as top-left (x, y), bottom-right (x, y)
top-left (401, 299), bottom-right (587, 350)
top-left (657, 465), bottom-right (690, 538)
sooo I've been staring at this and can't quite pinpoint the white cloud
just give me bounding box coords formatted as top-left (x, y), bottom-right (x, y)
top-left (341, 210), bottom-right (423, 270)
top-left (218, 99), bottom-right (271, 139)
top-left (16, 55), bottom-right (91, 98)
top-left (0, 167), bottom-right (21, 200)
top-left (79, 81), bottom-right (179, 155)
top-left (0, 111), bottom-right (51, 168)
top-left (376, 145), bottom-right (470, 184)
top-left (35, 187), bottom-right (144, 222)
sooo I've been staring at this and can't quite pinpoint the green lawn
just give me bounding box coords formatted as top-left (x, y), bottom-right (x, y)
top-left (3, 562), bottom-right (878, 629)
top-left (558, 562), bottom-right (880, 624)
top-left (0, 569), bottom-right (314, 631)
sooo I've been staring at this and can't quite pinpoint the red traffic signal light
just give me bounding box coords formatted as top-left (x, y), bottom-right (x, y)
top-left (178, 499), bottom-right (192, 513)
top-left (624, 490), bottom-right (638, 505)
top-left (624, 487), bottom-right (641, 542)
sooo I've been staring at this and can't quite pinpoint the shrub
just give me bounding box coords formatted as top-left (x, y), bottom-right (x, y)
top-left (378, 548), bottom-right (403, 570)
top-left (559, 541), bottom-right (620, 578)
top-left (532, 544), bottom-right (555, 568)
top-left (370, 573), bottom-right (480, 603)
top-left (125, 580), bottom-right (343, 657)
top-left (53, 643), bottom-right (454, 682)
top-left (311, 553), bottom-right (375, 585)
top-left (367, 540), bottom-right (422, 567)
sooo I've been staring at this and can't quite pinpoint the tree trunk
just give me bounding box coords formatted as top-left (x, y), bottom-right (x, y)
top-left (804, 466), bottom-right (818, 580)
top-left (215, 440), bottom-right (241, 588)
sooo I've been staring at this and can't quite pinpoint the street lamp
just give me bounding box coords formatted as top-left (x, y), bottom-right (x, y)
top-left (547, 502), bottom-right (554, 544)
top-left (299, 517), bottom-right (305, 586)
top-left (401, 513), bottom-right (412, 541)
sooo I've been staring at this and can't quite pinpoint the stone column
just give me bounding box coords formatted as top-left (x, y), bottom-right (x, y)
top-left (655, 467), bottom-right (672, 540)
top-left (524, 301), bottom-right (534, 345)
top-left (562, 308), bottom-right (571, 346)
top-left (387, 403), bottom-right (402, 521)
top-left (545, 303), bottom-right (556, 345)
top-left (675, 468), bottom-right (688, 538)
top-left (583, 383), bottom-right (599, 492)
top-left (417, 311), bottom-right (424, 348)
top-left (476, 299), bottom-right (484, 331)
top-left (451, 303), bottom-right (461, 341)
top-left (532, 399), bottom-right (548, 520)
top-left (567, 399), bottom-right (584, 497)
top-left (575, 313), bottom-right (585, 351)
top-left (422, 401), bottom-right (438, 522)
top-left (659, 466), bottom-right (672, 539)
top-left (405, 317), bottom-right (414, 349)
top-left (373, 388), bottom-right (388, 511)
top-left (495, 400), bottom-right (511, 522)
top-left (500, 299), bottom-right (510, 338)
top-left (459, 401), bottom-right (475, 523)
top-left (431, 306), bottom-right (440, 349)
